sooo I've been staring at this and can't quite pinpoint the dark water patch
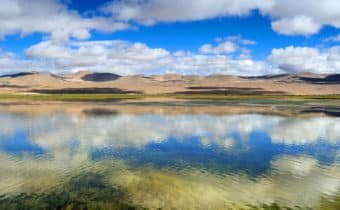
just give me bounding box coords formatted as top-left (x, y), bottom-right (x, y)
top-left (31, 88), bottom-right (141, 94)
top-left (81, 73), bottom-right (121, 82)
top-left (83, 108), bottom-right (119, 116)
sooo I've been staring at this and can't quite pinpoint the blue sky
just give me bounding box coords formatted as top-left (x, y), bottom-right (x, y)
top-left (0, 0), bottom-right (340, 75)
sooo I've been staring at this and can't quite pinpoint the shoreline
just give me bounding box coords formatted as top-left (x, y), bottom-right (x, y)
top-left (1, 93), bottom-right (340, 101)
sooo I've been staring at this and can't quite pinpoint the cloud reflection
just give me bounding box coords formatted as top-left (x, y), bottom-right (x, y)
top-left (0, 113), bottom-right (339, 151)
top-left (0, 111), bottom-right (339, 208)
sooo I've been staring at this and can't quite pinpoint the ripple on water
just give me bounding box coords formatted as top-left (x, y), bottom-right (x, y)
top-left (0, 108), bottom-right (339, 209)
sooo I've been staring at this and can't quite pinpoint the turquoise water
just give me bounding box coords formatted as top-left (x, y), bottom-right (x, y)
top-left (0, 102), bottom-right (339, 209)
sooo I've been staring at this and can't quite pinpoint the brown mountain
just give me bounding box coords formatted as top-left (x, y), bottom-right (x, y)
top-left (0, 71), bottom-right (339, 95)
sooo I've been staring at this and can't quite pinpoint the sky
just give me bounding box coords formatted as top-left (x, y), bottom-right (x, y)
top-left (0, 0), bottom-right (340, 76)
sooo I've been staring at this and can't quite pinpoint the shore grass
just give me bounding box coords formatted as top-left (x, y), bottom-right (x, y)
top-left (1, 93), bottom-right (340, 101)
top-left (0, 94), bottom-right (144, 101)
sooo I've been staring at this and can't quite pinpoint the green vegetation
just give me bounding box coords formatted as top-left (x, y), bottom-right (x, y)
top-left (0, 93), bottom-right (340, 101)
top-left (0, 173), bottom-right (139, 210)
top-left (171, 94), bottom-right (340, 100)
top-left (0, 94), bottom-right (144, 101)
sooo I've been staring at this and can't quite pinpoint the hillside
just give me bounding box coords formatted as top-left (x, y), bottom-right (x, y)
top-left (0, 71), bottom-right (340, 95)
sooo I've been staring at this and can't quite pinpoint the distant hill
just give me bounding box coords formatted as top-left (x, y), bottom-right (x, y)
top-left (0, 71), bottom-right (339, 95)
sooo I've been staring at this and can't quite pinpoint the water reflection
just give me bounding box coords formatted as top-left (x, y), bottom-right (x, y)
top-left (0, 103), bottom-right (339, 209)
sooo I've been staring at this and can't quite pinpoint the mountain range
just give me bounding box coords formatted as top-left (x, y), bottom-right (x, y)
top-left (0, 71), bottom-right (340, 95)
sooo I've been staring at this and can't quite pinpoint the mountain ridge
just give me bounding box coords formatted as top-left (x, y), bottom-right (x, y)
top-left (0, 71), bottom-right (339, 95)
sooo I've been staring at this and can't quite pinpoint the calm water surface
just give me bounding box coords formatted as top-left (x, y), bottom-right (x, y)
top-left (0, 101), bottom-right (339, 209)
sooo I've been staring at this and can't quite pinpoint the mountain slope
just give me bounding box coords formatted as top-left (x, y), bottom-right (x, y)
top-left (0, 71), bottom-right (339, 95)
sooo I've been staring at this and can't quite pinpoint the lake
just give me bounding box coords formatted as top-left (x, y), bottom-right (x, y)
top-left (0, 100), bottom-right (339, 209)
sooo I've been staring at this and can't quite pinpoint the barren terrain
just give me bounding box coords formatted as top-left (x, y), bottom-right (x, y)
top-left (0, 71), bottom-right (340, 95)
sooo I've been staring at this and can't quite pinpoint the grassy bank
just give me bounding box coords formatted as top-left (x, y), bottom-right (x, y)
top-left (1, 93), bottom-right (340, 101)
top-left (0, 94), bottom-right (145, 101)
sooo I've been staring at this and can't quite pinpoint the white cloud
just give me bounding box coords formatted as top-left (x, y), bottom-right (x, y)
top-left (271, 16), bottom-right (321, 36)
top-left (199, 36), bottom-right (256, 55)
top-left (103, 0), bottom-right (340, 35)
top-left (1, 40), bottom-right (340, 76)
top-left (324, 34), bottom-right (340, 42)
top-left (24, 40), bottom-right (171, 75)
top-left (1, 1), bottom-right (340, 76)
top-left (199, 41), bottom-right (237, 54)
top-left (102, 0), bottom-right (263, 24)
top-left (0, 0), bottom-right (339, 41)
top-left (0, 0), bottom-right (130, 41)
top-left (260, 0), bottom-right (340, 35)
top-left (0, 49), bottom-right (47, 74)
top-left (22, 39), bottom-right (270, 76)
top-left (269, 46), bottom-right (340, 74)
top-left (217, 36), bottom-right (257, 45)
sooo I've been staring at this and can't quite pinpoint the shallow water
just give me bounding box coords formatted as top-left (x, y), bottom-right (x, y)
top-left (0, 100), bottom-right (339, 209)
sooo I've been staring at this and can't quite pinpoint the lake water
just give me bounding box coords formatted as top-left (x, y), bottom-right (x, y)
top-left (0, 100), bottom-right (339, 209)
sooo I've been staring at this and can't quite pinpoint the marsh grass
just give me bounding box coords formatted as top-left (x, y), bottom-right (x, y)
top-left (0, 173), bottom-right (138, 210)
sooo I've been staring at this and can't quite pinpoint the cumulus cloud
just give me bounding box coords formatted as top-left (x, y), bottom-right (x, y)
top-left (324, 34), bottom-right (340, 42)
top-left (0, 0), bottom-right (130, 41)
top-left (1, 40), bottom-right (340, 75)
top-left (199, 41), bottom-right (237, 54)
top-left (269, 46), bottom-right (340, 74)
top-left (0, 49), bottom-right (49, 74)
top-left (271, 16), bottom-right (321, 36)
top-left (103, 0), bottom-right (340, 35)
top-left (22, 39), bottom-right (270, 76)
top-left (24, 40), bottom-right (171, 75)
top-left (102, 0), bottom-right (263, 24)
top-left (199, 36), bottom-right (256, 55)
top-left (0, 0), bottom-right (339, 41)
top-left (260, 0), bottom-right (340, 35)
top-left (1, 1), bottom-right (340, 76)
top-left (220, 36), bottom-right (257, 45)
